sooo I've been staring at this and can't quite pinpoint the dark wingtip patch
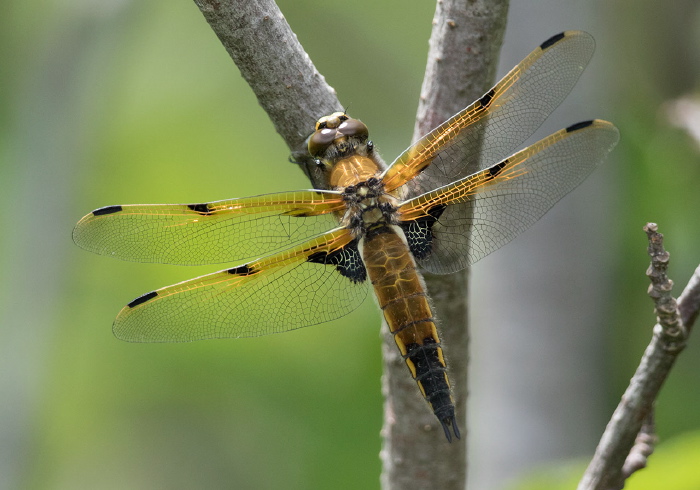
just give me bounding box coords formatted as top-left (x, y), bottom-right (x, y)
top-left (478, 89), bottom-right (495, 108)
top-left (540, 32), bottom-right (566, 50)
top-left (566, 120), bottom-right (594, 133)
top-left (187, 203), bottom-right (212, 215)
top-left (128, 291), bottom-right (158, 308)
top-left (227, 264), bottom-right (256, 276)
top-left (93, 205), bottom-right (123, 216)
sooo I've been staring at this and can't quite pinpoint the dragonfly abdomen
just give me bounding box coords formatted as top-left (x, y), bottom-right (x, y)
top-left (362, 225), bottom-right (459, 441)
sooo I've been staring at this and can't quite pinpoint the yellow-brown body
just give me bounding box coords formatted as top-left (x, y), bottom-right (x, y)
top-left (329, 154), bottom-right (380, 189)
top-left (362, 226), bottom-right (455, 428)
top-left (76, 32), bottom-right (619, 445)
top-left (308, 112), bottom-right (457, 439)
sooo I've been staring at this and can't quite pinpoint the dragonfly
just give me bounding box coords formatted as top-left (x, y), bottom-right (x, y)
top-left (74, 31), bottom-right (618, 442)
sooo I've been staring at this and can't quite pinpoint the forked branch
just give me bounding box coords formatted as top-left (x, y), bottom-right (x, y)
top-left (191, 1), bottom-right (508, 489)
top-left (578, 223), bottom-right (700, 490)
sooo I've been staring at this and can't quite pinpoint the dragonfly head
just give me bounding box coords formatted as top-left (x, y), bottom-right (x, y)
top-left (308, 112), bottom-right (369, 161)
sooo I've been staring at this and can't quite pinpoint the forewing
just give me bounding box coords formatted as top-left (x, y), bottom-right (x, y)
top-left (73, 190), bottom-right (345, 265)
top-left (398, 120), bottom-right (619, 274)
top-left (113, 228), bottom-right (370, 342)
top-left (382, 31), bottom-right (596, 198)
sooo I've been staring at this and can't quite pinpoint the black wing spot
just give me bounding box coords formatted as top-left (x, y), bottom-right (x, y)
top-left (93, 205), bottom-right (123, 216)
top-left (400, 205), bottom-right (446, 260)
top-left (566, 120), bottom-right (594, 133)
top-left (415, 160), bottom-right (431, 175)
top-left (227, 264), bottom-right (257, 276)
top-left (128, 291), bottom-right (158, 308)
top-left (478, 89), bottom-right (495, 108)
top-left (540, 32), bottom-right (566, 50)
top-left (307, 239), bottom-right (367, 283)
top-left (187, 203), bottom-right (213, 215)
top-left (487, 159), bottom-right (508, 179)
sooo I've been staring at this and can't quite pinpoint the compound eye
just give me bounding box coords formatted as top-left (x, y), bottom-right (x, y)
top-left (338, 118), bottom-right (368, 140)
top-left (308, 127), bottom-right (338, 157)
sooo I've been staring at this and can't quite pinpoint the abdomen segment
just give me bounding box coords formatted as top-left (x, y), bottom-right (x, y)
top-left (362, 225), bottom-right (460, 441)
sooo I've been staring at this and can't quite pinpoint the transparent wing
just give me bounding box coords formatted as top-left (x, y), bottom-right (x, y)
top-left (113, 228), bottom-right (370, 342)
top-left (382, 31), bottom-right (597, 198)
top-left (73, 190), bottom-right (345, 265)
top-left (398, 120), bottom-right (619, 274)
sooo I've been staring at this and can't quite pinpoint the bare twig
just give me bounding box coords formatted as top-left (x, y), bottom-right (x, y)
top-left (645, 223), bottom-right (687, 344)
top-left (380, 2), bottom-right (508, 489)
top-left (578, 223), bottom-right (700, 490)
top-left (678, 264), bottom-right (700, 334)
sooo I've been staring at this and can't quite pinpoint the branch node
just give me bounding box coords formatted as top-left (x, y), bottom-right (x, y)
top-left (643, 223), bottom-right (687, 347)
top-left (579, 224), bottom-right (697, 489)
top-left (621, 414), bottom-right (657, 479)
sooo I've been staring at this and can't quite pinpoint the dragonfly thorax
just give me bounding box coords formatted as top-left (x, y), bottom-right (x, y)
top-left (341, 177), bottom-right (399, 237)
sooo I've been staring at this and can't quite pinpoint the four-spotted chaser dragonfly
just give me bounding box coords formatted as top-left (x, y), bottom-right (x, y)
top-left (74, 31), bottom-right (618, 442)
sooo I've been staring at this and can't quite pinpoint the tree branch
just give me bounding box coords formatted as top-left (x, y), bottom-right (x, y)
top-left (193, 1), bottom-right (508, 488)
top-left (381, 2), bottom-right (508, 489)
top-left (193, 0), bottom-right (342, 186)
top-left (578, 223), bottom-right (700, 490)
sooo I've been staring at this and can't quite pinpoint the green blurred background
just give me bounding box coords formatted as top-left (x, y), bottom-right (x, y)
top-left (1, 0), bottom-right (700, 489)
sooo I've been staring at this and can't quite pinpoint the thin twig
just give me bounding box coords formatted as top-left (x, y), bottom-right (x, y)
top-left (678, 264), bottom-right (700, 335)
top-left (644, 223), bottom-right (686, 344)
top-left (578, 223), bottom-right (700, 490)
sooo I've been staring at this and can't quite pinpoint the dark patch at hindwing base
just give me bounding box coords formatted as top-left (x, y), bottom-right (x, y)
top-left (306, 239), bottom-right (367, 283)
top-left (400, 205), bottom-right (446, 260)
top-left (405, 337), bottom-right (459, 441)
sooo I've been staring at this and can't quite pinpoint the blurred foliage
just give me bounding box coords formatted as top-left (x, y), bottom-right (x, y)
top-left (2, 0), bottom-right (700, 489)
top-left (509, 431), bottom-right (700, 490)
